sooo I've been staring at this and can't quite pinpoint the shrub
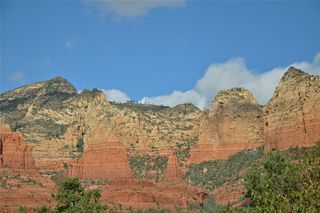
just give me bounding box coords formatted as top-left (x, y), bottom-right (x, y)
top-left (183, 146), bottom-right (263, 191)
top-left (129, 155), bottom-right (168, 181)
top-left (244, 144), bottom-right (320, 212)
top-left (55, 177), bottom-right (106, 212)
top-left (76, 138), bottom-right (84, 153)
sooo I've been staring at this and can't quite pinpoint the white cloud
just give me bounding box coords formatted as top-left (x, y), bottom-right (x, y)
top-left (8, 70), bottom-right (26, 83)
top-left (101, 89), bottom-right (130, 103)
top-left (137, 52), bottom-right (320, 109)
top-left (139, 90), bottom-right (206, 109)
top-left (87, 0), bottom-right (186, 18)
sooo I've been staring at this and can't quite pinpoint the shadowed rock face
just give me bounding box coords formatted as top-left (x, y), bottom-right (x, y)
top-left (189, 88), bottom-right (264, 163)
top-left (264, 67), bottom-right (320, 151)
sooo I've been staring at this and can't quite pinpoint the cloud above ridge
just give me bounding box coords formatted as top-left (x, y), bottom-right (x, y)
top-left (101, 89), bottom-right (130, 103)
top-left (139, 52), bottom-right (320, 109)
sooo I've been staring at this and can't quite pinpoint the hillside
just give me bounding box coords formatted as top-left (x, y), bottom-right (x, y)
top-left (0, 67), bottom-right (319, 212)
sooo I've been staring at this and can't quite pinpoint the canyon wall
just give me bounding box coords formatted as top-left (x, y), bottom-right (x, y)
top-left (189, 88), bottom-right (264, 163)
top-left (264, 67), bottom-right (320, 151)
top-left (0, 123), bottom-right (36, 170)
top-left (0, 123), bottom-right (55, 212)
top-left (0, 67), bottom-right (319, 210)
top-left (68, 139), bottom-right (132, 180)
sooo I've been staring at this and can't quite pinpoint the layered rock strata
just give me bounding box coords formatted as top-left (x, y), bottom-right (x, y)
top-left (189, 88), bottom-right (264, 163)
top-left (68, 139), bottom-right (132, 180)
top-left (264, 67), bottom-right (320, 151)
top-left (0, 124), bottom-right (36, 170)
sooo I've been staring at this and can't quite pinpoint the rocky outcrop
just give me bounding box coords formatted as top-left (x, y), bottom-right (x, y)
top-left (0, 168), bottom-right (55, 212)
top-left (212, 179), bottom-right (246, 206)
top-left (0, 77), bottom-right (202, 172)
top-left (161, 149), bottom-right (184, 179)
top-left (189, 88), bottom-right (264, 163)
top-left (100, 179), bottom-right (206, 211)
top-left (264, 67), bottom-right (320, 151)
top-left (0, 124), bottom-right (36, 170)
top-left (68, 137), bottom-right (132, 180)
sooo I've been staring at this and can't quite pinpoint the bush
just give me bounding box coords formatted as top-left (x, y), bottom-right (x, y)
top-left (129, 155), bottom-right (168, 181)
top-left (244, 144), bottom-right (320, 212)
top-left (183, 147), bottom-right (263, 191)
top-left (76, 138), bottom-right (84, 153)
top-left (55, 177), bottom-right (106, 212)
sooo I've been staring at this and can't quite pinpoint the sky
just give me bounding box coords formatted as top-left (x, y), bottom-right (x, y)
top-left (1, 0), bottom-right (320, 109)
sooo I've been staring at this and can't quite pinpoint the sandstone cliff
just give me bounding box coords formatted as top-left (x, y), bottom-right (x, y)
top-left (68, 135), bottom-right (132, 180)
top-left (0, 122), bottom-right (55, 211)
top-left (0, 67), bottom-right (319, 210)
top-left (0, 123), bottom-right (36, 170)
top-left (264, 67), bottom-right (320, 151)
top-left (189, 88), bottom-right (264, 163)
top-left (0, 77), bottom-right (202, 172)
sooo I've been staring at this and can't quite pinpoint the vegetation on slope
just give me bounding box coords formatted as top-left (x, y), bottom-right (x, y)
top-left (243, 144), bottom-right (320, 212)
top-left (183, 146), bottom-right (264, 191)
top-left (185, 144), bottom-right (320, 212)
top-left (18, 177), bottom-right (106, 213)
top-left (128, 155), bottom-right (168, 181)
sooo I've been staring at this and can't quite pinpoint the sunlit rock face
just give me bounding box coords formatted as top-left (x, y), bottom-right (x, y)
top-left (264, 67), bottom-right (320, 151)
top-left (68, 138), bottom-right (132, 180)
top-left (0, 123), bottom-right (36, 170)
top-left (189, 88), bottom-right (264, 163)
top-left (0, 67), bottom-right (319, 211)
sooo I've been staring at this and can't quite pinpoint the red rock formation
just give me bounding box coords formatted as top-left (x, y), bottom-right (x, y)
top-left (160, 149), bottom-right (184, 179)
top-left (100, 179), bottom-right (206, 211)
top-left (264, 67), bottom-right (320, 151)
top-left (189, 88), bottom-right (264, 163)
top-left (0, 124), bottom-right (36, 170)
top-left (211, 179), bottom-right (246, 206)
top-left (0, 168), bottom-right (55, 212)
top-left (0, 124), bottom-right (55, 212)
top-left (68, 140), bottom-right (132, 180)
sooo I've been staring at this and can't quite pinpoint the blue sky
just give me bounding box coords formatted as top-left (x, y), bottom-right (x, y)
top-left (1, 0), bottom-right (320, 108)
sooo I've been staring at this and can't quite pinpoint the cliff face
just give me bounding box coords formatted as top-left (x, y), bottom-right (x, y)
top-left (0, 123), bottom-right (36, 170)
top-left (189, 88), bottom-right (264, 163)
top-left (0, 122), bottom-right (55, 211)
top-left (264, 67), bottom-right (320, 151)
top-left (1, 68), bottom-right (318, 172)
top-left (0, 77), bottom-right (202, 172)
top-left (68, 131), bottom-right (132, 180)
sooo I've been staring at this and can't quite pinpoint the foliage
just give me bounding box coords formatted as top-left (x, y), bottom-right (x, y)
top-left (54, 177), bottom-right (106, 212)
top-left (244, 144), bottom-right (320, 212)
top-left (111, 102), bottom-right (169, 112)
top-left (129, 155), bottom-right (168, 181)
top-left (30, 177), bottom-right (106, 212)
top-left (183, 146), bottom-right (263, 190)
top-left (26, 119), bottom-right (69, 140)
top-left (128, 209), bottom-right (172, 213)
top-left (76, 137), bottom-right (84, 153)
top-left (187, 195), bottom-right (235, 213)
top-left (18, 206), bottom-right (28, 213)
top-left (35, 205), bottom-right (56, 213)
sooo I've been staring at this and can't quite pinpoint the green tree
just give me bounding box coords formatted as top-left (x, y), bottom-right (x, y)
top-left (55, 177), bottom-right (106, 213)
top-left (244, 145), bottom-right (320, 212)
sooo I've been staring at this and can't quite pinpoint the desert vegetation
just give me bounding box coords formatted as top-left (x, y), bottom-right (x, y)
top-left (128, 155), bottom-right (168, 181)
top-left (183, 146), bottom-right (264, 191)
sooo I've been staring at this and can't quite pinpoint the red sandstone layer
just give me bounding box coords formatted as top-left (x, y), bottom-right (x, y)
top-left (0, 124), bottom-right (36, 170)
top-left (68, 140), bottom-right (132, 180)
